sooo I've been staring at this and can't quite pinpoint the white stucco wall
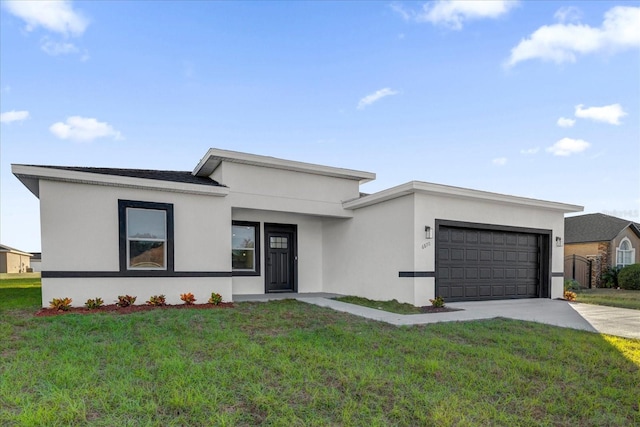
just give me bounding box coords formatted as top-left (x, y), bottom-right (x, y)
top-left (38, 179), bottom-right (231, 307)
top-left (323, 195), bottom-right (416, 304)
top-left (212, 162), bottom-right (359, 217)
top-left (231, 208), bottom-right (324, 295)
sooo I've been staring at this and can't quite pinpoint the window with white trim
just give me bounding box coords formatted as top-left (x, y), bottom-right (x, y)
top-left (616, 238), bottom-right (635, 268)
top-left (119, 200), bottom-right (174, 272)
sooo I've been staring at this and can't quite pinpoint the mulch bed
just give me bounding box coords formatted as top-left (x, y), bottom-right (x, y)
top-left (418, 306), bottom-right (462, 314)
top-left (35, 303), bottom-right (234, 317)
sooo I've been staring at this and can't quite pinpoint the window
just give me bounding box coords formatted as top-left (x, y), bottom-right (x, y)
top-left (616, 238), bottom-right (635, 268)
top-left (119, 200), bottom-right (174, 272)
top-left (232, 221), bottom-right (260, 275)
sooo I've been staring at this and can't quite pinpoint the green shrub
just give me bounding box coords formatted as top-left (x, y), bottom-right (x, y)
top-left (564, 279), bottom-right (582, 291)
top-left (146, 295), bottom-right (166, 306)
top-left (50, 297), bottom-right (72, 311)
top-left (601, 266), bottom-right (621, 288)
top-left (85, 297), bottom-right (104, 309)
top-left (429, 296), bottom-right (445, 308)
top-left (208, 292), bottom-right (223, 305)
top-left (618, 264), bottom-right (640, 290)
top-left (116, 295), bottom-right (137, 307)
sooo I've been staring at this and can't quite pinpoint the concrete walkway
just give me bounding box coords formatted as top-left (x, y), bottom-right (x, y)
top-left (234, 293), bottom-right (640, 339)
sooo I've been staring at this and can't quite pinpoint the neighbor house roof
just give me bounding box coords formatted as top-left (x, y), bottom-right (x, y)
top-left (12, 164), bottom-right (230, 198)
top-left (0, 244), bottom-right (33, 257)
top-left (565, 213), bottom-right (640, 244)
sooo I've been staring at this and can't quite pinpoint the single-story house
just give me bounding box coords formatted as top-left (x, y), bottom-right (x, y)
top-left (30, 252), bottom-right (42, 272)
top-left (565, 213), bottom-right (640, 287)
top-left (0, 244), bottom-right (33, 274)
top-left (13, 148), bottom-right (582, 307)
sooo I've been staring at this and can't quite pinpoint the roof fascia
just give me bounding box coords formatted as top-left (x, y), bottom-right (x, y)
top-left (193, 148), bottom-right (376, 183)
top-left (11, 165), bottom-right (229, 198)
top-left (0, 247), bottom-right (33, 257)
top-left (344, 181), bottom-right (584, 213)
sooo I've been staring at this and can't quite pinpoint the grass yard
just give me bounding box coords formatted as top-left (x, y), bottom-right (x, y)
top-left (1, 279), bottom-right (639, 426)
top-left (575, 288), bottom-right (640, 310)
top-left (334, 295), bottom-right (425, 314)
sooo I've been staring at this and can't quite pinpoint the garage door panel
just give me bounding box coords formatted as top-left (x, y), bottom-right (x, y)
top-left (465, 286), bottom-right (478, 297)
top-left (479, 285), bottom-right (491, 296)
top-left (437, 225), bottom-right (541, 301)
top-left (451, 268), bottom-right (464, 279)
top-left (451, 249), bottom-right (464, 261)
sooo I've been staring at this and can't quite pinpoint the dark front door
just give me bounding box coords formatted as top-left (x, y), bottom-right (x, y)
top-left (264, 223), bottom-right (297, 293)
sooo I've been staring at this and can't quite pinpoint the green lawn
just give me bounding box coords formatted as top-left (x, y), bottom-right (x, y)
top-left (1, 280), bottom-right (638, 426)
top-left (334, 295), bottom-right (425, 314)
top-left (576, 288), bottom-right (640, 310)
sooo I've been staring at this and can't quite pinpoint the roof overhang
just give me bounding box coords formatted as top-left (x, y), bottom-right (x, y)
top-left (12, 165), bottom-right (230, 198)
top-left (343, 181), bottom-right (584, 213)
top-left (193, 148), bottom-right (376, 184)
top-left (0, 247), bottom-right (33, 257)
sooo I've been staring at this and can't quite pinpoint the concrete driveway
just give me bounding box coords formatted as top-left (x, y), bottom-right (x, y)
top-left (297, 296), bottom-right (640, 339)
top-left (236, 293), bottom-right (640, 339)
top-left (568, 303), bottom-right (640, 340)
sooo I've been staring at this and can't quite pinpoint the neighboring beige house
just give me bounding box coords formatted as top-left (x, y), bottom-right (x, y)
top-left (13, 148), bottom-right (581, 307)
top-left (565, 213), bottom-right (640, 287)
top-left (0, 244), bottom-right (33, 273)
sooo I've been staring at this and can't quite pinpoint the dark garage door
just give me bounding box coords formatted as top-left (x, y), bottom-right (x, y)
top-left (437, 225), bottom-right (541, 301)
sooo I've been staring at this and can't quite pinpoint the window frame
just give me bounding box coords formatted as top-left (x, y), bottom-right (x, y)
top-left (232, 220), bottom-right (260, 276)
top-left (616, 237), bottom-right (635, 268)
top-left (118, 200), bottom-right (174, 273)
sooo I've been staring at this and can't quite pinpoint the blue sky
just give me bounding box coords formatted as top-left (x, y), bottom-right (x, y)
top-left (1, 0), bottom-right (639, 252)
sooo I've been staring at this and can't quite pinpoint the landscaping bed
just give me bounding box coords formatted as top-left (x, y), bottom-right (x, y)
top-left (35, 302), bottom-right (233, 317)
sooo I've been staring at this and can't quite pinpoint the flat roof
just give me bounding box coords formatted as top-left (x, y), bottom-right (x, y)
top-left (12, 164), bottom-right (229, 198)
top-left (193, 148), bottom-right (376, 183)
top-left (343, 181), bottom-right (584, 213)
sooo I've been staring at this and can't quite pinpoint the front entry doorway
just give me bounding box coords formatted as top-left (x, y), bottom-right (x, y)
top-left (264, 223), bottom-right (297, 293)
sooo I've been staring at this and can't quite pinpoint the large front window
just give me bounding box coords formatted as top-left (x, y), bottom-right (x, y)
top-left (127, 208), bottom-right (167, 269)
top-left (232, 221), bottom-right (260, 275)
top-left (119, 200), bottom-right (174, 272)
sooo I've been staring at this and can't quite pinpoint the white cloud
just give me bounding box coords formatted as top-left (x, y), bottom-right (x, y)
top-left (1, 110), bottom-right (30, 124)
top-left (492, 157), bottom-right (507, 166)
top-left (546, 137), bottom-right (590, 156)
top-left (506, 6), bottom-right (640, 67)
top-left (49, 116), bottom-right (122, 142)
top-left (40, 37), bottom-right (78, 55)
top-left (553, 6), bottom-right (582, 24)
top-left (520, 147), bottom-right (539, 155)
top-left (575, 103), bottom-right (627, 125)
top-left (557, 117), bottom-right (576, 128)
top-left (357, 88), bottom-right (399, 110)
top-left (3, 0), bottom-right (88, 36)
top-left (417, 0), bottom-right (518, 30)
top-left (390, 2), bottom-right (412, 21)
